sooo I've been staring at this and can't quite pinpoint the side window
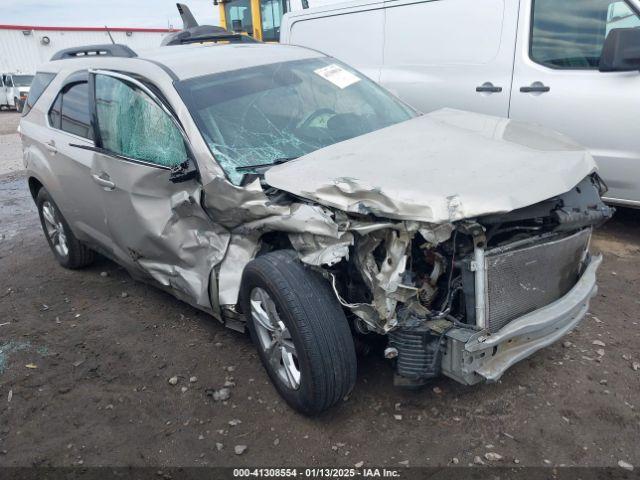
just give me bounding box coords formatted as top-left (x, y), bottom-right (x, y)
top-left (531, 0), bottom-right (640, 69)
top-left (260, 0), bottom-right (287, 42)
top-left (60, 83), bottom-right (93, 139)
top-left (48, 82), bottom-right (93, 139)
top-left (225, 0), bottom-right (253, 35)
top-left (94, 74), bottom-right (187, 168)
top-left (22, 72), bottom-right (56, 116)
top-left (6, 76), bottom-right (13, 87)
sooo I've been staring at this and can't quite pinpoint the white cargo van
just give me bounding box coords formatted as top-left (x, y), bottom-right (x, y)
top-left (1, 73), bottom-right (34, 112)
top-left (281, 0), bottom-right (640, 206)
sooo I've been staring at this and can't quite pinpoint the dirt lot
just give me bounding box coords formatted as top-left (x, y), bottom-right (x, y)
top-left (0, 110), bottom-right (639, 469)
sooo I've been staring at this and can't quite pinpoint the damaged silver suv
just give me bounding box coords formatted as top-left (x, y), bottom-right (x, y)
top-left (21, 41), bottom-right (612, 414)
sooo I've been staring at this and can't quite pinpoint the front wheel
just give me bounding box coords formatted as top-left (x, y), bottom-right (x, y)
top-left (241, 250), bottom-right (357, 415)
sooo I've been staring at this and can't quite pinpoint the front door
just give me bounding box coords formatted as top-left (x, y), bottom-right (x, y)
top-left (510, 0), bottom-right (640, 205)
top-left (90, 71), bottom-right (215, 304)
top-left (0, 76), bottom-right (6, 106)
top-left (5, 75), bottom-right (15, 108)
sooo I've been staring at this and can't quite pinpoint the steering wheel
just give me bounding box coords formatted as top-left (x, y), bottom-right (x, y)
top-left (298, 108), bottom-right (336, 130)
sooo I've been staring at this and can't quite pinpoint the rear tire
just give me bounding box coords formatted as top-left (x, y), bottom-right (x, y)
top-left (36, 188), bottom-right (95, 269)
top-left (15, 98), bottom-right (23, 113)
top-left (241, 250), bottom-right (357, 415)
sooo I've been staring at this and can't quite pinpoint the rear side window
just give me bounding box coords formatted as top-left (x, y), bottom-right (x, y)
top-left (48, 82), bottom-right (93, 140)
top-left (94, 74), bottom-right (187, 168)
top-left (22, 72), bottom-right (56, 116)
top-left (531, 0), bottom-right (640, 69)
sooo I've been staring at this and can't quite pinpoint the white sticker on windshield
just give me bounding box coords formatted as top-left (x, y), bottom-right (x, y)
top-left (314, 64), bottom-right (361, 89)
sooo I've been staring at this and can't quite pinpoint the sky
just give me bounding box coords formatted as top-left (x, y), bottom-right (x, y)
top-left (2, 0), bottom-right (220, 29)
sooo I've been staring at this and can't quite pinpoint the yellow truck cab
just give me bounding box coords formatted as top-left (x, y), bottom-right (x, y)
top-left (215, 0), bottom-right (298, 41)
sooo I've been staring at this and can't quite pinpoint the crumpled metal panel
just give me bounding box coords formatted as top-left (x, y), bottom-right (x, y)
top-left (264, 109), bottom-right (597, 223)
top-left (289, 232), bottom-right (354, 266)
top-left (217, 233), bottom-right (261, 308)
top-left (199, 173), bottom-right (454, 322)
top-left (201, 177), bottom-right (348, 306)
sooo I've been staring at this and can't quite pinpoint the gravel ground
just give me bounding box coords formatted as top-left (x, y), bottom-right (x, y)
top-left (0, 112), bottom-right (22, 176)
top-left (0, 111), bottom-right (639, 469)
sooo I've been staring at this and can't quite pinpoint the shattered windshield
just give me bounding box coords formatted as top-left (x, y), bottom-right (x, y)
top-left (177, 58), bottom-right (416, 184)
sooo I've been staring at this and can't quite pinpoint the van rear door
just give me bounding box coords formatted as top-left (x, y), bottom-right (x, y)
top-left (380, 0), bottom-right (520, 116)
top-left (509, 0), bottom-right (640, 205)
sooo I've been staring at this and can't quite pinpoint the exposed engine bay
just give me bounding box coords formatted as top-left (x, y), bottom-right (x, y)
top-left (279, 174), bottom-right (612, 386)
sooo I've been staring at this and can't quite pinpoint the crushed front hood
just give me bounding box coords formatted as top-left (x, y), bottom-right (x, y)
top-left (264, 109), bottom-right (597, 224)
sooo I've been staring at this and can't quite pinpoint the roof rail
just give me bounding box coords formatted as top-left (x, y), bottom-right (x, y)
top-left (51, 44), bottom-right (137, 61)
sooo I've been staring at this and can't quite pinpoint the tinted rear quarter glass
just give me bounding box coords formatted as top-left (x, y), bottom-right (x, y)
top-left (60, 82), bottom-right (93, 140)
top-left (22, 72), bottom-right (56, 116)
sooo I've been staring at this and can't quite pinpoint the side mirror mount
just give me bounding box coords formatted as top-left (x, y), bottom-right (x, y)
top-left (169, 159), bottom-right (199, 183)
top-left (599, 28), bottom-right (640, 72)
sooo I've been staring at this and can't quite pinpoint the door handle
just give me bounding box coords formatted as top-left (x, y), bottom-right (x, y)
top-left (520, 83), bottom-right (550, 93)
top-left (45, 141), bottom-right (57, 154)
top-left (92, 173), bottom-right (115, 190)
top-left (476, 82), bottom-right (503, 93)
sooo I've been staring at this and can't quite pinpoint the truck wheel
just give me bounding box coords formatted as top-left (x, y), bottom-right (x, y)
top-left (36, 188), bottom-right (95, 269)
top-left (15, 98), bottom-right (23, 113)
top-left (240, 250), bottom-right (357, 415)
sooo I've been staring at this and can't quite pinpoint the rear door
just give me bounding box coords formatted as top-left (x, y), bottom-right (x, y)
top-left (44, 75), bottom-right (111, 247)
top-left (380, 0), bottom-right (520, 116)
top-left (509, 0), bottom-right (640, 205)
top-left (89, 70), bottom-right (206, 295)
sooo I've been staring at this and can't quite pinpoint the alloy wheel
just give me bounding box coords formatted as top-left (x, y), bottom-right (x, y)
top-left (41, 201), bottom-right (69, 258)
top-left (250, 287), bottom-right (301, 390)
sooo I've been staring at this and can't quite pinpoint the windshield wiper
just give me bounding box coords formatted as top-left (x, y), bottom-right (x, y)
top-left (235, 157), bottom-right (298, 173)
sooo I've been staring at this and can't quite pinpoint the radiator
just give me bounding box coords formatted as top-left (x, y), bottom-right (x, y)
top-left (483, 229), bottom-right (591, 333)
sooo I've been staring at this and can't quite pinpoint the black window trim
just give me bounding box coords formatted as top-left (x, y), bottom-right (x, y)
top-left (87, 68), bottom-right (199, 177)
top-left (528, 0), bottom-right (640, 71)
